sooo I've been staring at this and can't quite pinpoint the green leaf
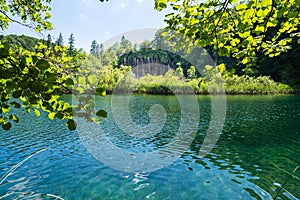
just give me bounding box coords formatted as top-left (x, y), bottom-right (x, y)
top-left (6, 81), bottom-right (18, 90)
top-left (2, 105), bottom-right (10, 114)
top-left (235, 51), bottom-right (245, 59)
top-left (96, 109), bottom-right (107, 118)
top-left (26, 107), bottom-right (31, 113)
top-left (78, 76), bottom-right (86, 86)
top-left (36, 59), bottom-right (50, 70)
top-left (242, 57), bottom-right (250, 64)
top-left (257, 9), bottom-right (268, 18)
top-left (10, 101), bottom-right (21, 108)
top-left (12, 91), bottom-right (22, 98)
top-left (55, 112), bottom-right (64, 119)
top-left (155, 0), bottom-right (167, 11)
top-left (0, 42), bottom-right (10, 57)
top-left (65, 78), bottom-right (74, 86)
top-left (96, 87), bottom-right (106, 96)
top-left (62, 103), bottom-right (69, 110)
top-left (217, 63), bottom-right (226, 74)
top-left (48, 112), bottom-right (56, 120)
top-left (34, 109), bottom-right (41, 117)
top-left (239, 31), bottom-right (250, 38)
top-left (45, 12), bottom-right (51, 19)
top-left (66, 119), bottom-right (76, 130)
top-left (9, 114), bottom-right (19, 123)
top-left (230, 0), bottom-right (239, 3)
top-left (88, 75), bottom-right (98, 85)
top-left (2, 122), bottom-right (12, 130)
top-left (261, 0), bottom-right (272, 7)
top-left (244, 8), bottom-right (255, 19)
top-left (25, 56), bottom-right (33, 65)
top-left (20, 96), bottom-right (27, 102)
top-left (29, 67), bottom-right (40, 77)
top-left (75, 87), bottom-right (85, 94)
top-left (255, 25), bottom-right (265, 33)
top-left (236, 3), bottom-right (247, 10)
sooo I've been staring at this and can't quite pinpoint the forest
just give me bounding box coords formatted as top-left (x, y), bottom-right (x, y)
top-left (0, 32), bottom-right (296, 97)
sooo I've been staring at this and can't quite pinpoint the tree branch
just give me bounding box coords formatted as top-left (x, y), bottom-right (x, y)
top-left (0, 10), bottom-right (35, 30)
top-left (263, 0), bottom-right (275, 36)
top-left (213, 0), bottom-right (231, 64)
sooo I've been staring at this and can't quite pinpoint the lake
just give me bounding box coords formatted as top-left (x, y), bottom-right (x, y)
top-left (0, 95), bottom-right (299, 199)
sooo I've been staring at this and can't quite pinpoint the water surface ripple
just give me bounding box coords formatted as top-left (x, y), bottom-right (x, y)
top-left (0, 95), bottom-right (299, 199)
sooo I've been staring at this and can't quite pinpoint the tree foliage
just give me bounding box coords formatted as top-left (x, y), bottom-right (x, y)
top-left (56, 33), bottom-right (64, 47)
top-left (155, 0), bottom-right (300, 66)
top-left (47, 34), bottom-right (52, 48)
top-left (0, 34), bottom-right (41, 52)
top-left (0, 41), bottom-right (76, 130)
top-left (0, 0), bottom-right (109, 130)
top-left (90, 40), bottom-right (100, 57)
top-left (68, 33), bottom-right (75, 55)
top-left (94, 64), bottom-right (292, 94)
top-left (0, 0), bottom-right (53, 31)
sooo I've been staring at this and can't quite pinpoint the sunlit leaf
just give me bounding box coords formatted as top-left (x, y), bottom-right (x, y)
top-left (78, 76), bottom-right (86, 86)
top-left (96, 87), bottom-right (106, 96)
top-left (88, 75), bottom-right (98, 85)
top-left (9, 114), bottom-right (19, 123)
top-left (34, 109), bottom-right (41, 117)
top-left (48, 112), bottom-right (56, 120)
top-left (155, 0), bottom-right (167, 11)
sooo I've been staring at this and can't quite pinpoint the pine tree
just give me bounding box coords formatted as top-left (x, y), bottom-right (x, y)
top-left (121, 35), bottom-right (126, 44)
top-left (100, 43), bottom-right (104, 61)
top-left (56, 33), bottom-right (63, 46)
top-left (46, 34), bottom-right (52, 48)
top-left (119, 35), bottom-right (132, 56)
top-left (90, 40), bottom-right (98, 56)
top-left (68, 33), bottom-right (75, 55)
top-left (95, 44), bottom-right (100, 58)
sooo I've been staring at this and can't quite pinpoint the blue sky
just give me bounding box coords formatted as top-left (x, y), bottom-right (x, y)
top-left (3, 0), bottom-right (170, 51)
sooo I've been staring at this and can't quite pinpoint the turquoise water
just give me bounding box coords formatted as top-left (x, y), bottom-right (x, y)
top-left (0, 95), bottom-right (299, 199)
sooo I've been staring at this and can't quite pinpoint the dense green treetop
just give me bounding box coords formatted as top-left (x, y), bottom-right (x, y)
top-left (155, 0), bottom-right (299, 66)
top-left (90, 40), bottom-right (99, 57)
top-left (47, 34), bottom-right (52, 47)
top-left (0, 0), bottom-right (109, 130)
top-left (56, 33), bottom-right (64, 47)
top-left (0, 34), bottom-right (41, 52)
top-left (68, 33), bottom-right (75, 55)
top-left (0, 0), bottom-right (53, 31)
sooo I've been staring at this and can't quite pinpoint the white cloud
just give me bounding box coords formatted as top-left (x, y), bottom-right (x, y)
top-left (136, 0), bottom-right (144, 3)
top-left (79, 13), bottom-right (86, 19)
top-left (120, 3), bottom-right (127, 8)
top-left (105, 30), bottom-right (110, 35)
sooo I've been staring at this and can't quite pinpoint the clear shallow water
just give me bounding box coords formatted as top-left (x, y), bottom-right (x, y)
top-left (0, 95), bottom-right (299, 199)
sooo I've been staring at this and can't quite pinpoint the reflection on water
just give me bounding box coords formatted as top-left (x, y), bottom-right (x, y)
top-left (0, 95), bottom-right (299, 199)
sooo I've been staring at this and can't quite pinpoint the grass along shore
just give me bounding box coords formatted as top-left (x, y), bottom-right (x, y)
top-left (96, 65), bottom-right (294, 95)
